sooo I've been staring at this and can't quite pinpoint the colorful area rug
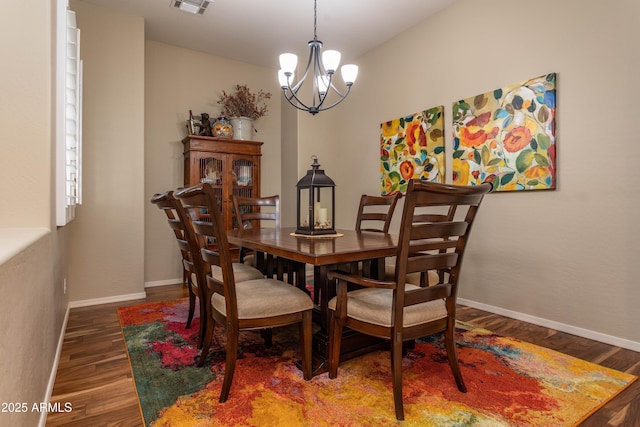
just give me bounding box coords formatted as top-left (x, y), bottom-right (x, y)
top-left (118, 299), bottom-right (636, 426)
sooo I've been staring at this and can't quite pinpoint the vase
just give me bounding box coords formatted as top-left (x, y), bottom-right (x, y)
top-left (230, 116), bottom-right (254, 140)
top-left (212, 115), bottom-right (233, 138)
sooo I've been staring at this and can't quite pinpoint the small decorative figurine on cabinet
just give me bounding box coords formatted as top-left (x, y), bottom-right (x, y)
top-left (187, 110), bottom-right (201, 135)
top-left (198, 113), bottom-right (213, 136)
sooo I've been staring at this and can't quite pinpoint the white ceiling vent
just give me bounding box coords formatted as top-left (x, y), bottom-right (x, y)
top-left (171, 0), bottom-right (211, 15)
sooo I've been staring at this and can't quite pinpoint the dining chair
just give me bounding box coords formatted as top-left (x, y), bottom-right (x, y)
top-left (151, 190), bottom-right (264, 348)
top-left (176, 183), bottom-right (313, 402)
top-left (231, 194), bottom-right (280, 273)
top-left (355, 193), bottom-right (401, 233)
top-left (231, 194), bottom-right (306, 291)
top-left (150, 190), bottom-right (201, 338)
top-left (232, 194), bottom-right (281, 230)
top-left (327, 180), bottom-right (492, 420)
top-left (354, 193), bottom-right (402, 279)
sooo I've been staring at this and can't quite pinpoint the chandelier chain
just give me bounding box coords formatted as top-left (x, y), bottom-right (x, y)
top-left (314, 0), bottom-right (317, 40)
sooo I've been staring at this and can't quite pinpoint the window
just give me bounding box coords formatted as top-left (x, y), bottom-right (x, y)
top-left (56, 0), bottom-right (82, 226)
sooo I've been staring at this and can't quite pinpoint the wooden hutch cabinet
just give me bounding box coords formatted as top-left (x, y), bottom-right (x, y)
top-left (182, 135), bottom-right (262, 230)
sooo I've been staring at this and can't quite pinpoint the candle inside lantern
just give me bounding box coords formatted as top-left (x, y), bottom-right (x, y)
top-left (314, 202), bottom-right (321, 222)
top-left (318, 208), bottom-right (328, 224)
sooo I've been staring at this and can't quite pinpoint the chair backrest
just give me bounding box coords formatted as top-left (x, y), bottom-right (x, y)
top-left (231, 195), bottom-right (280, 230)
top-left (176, 183), bottom-right (239, 321)
top-left (355, 193), bottom-right (401, 233)
top-left (393, 180), bottom-right (491, 322)
top-left (150, 190), bottom-right (202, 286)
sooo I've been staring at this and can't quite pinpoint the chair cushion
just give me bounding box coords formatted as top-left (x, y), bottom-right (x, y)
top-left (212, 278), bottom-right (313, 319)
top-left (327, 284), bottom-right (447, 328)
top-left (211, 263), bottom-right (264, 282)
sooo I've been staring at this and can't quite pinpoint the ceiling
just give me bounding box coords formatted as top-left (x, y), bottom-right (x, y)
top-left (78, 0), bottom-right (457, 69)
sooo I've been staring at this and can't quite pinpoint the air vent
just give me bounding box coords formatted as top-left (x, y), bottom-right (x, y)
top-left (171, 0), bottom-right (211, 15)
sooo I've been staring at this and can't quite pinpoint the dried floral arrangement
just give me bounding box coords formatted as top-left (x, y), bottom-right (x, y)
top-left (217, 84), bottom-right (272, 120)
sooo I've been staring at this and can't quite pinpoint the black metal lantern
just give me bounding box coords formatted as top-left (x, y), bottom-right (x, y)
top-left (296, 156), bottom-right (336, 235)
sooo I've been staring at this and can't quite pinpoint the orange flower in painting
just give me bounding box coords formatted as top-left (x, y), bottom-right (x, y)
top-left (384, 178), bottom-right (394, 194)
top-left (460, 112), bottom-right (498, 149)
top-left (524, 166), bottom-right (549, 179)
top-left (460, 127), bottom-right (488, 148)
top-left (503, 126), bottom-right (532, 153)
top-left (405, 120), bottom-right (426, 155)
top-left (399, 160), bottom-right (414, 180)
top-left (381, 119), bottom-right (400, 138)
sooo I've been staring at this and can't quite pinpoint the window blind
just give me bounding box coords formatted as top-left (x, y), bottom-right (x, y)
top-left (56, 1), bottom-right (82, 226)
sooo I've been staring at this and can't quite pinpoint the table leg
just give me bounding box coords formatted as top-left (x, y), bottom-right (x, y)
top-left (371, 256), bottom-right (385, 279)
top-left (308, 263), bottom-right (386, 376)
top-left (315, 265), bottom-right (334, 332)
top-left (287, 260), bottom-right (307, 294)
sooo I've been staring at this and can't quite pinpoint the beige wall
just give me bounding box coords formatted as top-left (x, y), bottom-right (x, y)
top-left (0, 233), bottom-right (56, 427)
top-left (280, 97), bottom-right (299, 227)
top-left (67, 1), bottom-right (146, 302)
top-left (144, 41), bottom-right (283, 284)
top-left (0, 1), bottom-right (51, 226)
top-left (0, 0), bottom-right (69, 425)
top-left (298, 0), bottom-right (640, 345)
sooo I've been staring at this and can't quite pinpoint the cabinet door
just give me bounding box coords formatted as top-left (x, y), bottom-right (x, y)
top-left (230, 156), bottom-right (259, 229)
top-left (195, 155), bottom-right (224, 222)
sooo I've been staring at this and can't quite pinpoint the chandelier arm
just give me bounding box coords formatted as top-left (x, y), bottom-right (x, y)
top-left (312, 85), bottom-right (353, 112)
top-left (283, 83), bottom-right (352, 115)
top-left (285, 83), bottom-right (312, 109)
top-left (283, 91), bottom-right (315, 112)
top-left (312, 45), bottom-right (327, 108)
top-left (315, 72), bottom-right (335, 109)
top-left (327, 79), bottom-right (347, 98)
top-left (283, 87), bottom-right (313, 111)
top-left (290, 43), bottom-right (316, 94)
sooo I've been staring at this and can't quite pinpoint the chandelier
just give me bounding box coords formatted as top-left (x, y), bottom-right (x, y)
top-left (277, 0), bottom-right (359, 115)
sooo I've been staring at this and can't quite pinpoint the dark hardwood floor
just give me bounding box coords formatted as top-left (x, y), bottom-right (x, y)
top-left (46, 284), bottom-right (640, 426)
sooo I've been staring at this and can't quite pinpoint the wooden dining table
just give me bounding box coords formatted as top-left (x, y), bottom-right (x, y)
top-left (227, 227), bottom-right (398, 374)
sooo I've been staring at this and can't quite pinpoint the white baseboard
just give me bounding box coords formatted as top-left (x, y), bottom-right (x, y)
top-left (68, 279), bottom-right (184, 309)
top-left (68, 292), bottom-right (147, 308)
top-left (458, 298), bottom-right (640, 353)
top-left (39, 304), bottom-right (70, 427)
top-left (144, 278), bottom-right (182, 288)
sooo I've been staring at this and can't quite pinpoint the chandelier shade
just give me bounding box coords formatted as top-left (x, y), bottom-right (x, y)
top-left (278, 0), bottom-right (358, 115)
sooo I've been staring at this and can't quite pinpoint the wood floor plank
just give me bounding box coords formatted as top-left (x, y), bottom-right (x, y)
top-left (45, 284), bottom-right (639, 426)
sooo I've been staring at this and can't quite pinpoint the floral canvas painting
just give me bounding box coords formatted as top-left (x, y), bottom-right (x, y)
top-left (380, 106), bottom-right (445, 195)
top-left (452, 73), bottom-right (556, 191)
